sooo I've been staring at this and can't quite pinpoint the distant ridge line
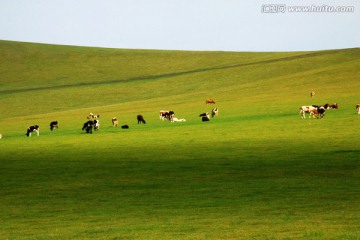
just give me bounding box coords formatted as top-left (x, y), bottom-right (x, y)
top-left (1, 50), bottom-right (335, 94)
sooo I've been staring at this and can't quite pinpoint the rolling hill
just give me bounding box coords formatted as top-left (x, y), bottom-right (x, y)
top-left (0, 40), bottom-right (359, 239)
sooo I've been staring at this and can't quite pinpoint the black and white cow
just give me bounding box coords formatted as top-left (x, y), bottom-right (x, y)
top-left (26, 125), bottom-right (40, 137)
top-left (50, 121), bottom-right (58, 131)
top-left (317, 106), bottom-right (326, 118)
top-left (211, 108), bottom-right (219, 117)
top-left (93, 120), bottom-right (100, 131)
top-left (82, 120), bottom-right (94, 134)
top-left (199, 112), bottom-right (210, 122)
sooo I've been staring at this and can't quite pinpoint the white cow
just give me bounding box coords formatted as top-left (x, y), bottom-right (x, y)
top-left (299, 106), bottom-right (317, 118)
top-left (172, 117), bottom-right (186, 122)
top-left (356, 104), bottom-right (360, 114)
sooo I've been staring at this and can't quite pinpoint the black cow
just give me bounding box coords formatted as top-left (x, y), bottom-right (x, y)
top-left (137, 115), bottom-right (146, 124)
top-left (82, 120), bottom-right (94, 133)
top-left (50, 121), bottom-right (58, 131)
top-left (26, 125), bottom-right (40, 137)
top-left (121, 125), bottom-right (129, 129)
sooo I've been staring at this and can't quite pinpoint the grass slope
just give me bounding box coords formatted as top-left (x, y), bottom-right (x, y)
top-left (0, 40), bottom-right (360, 239)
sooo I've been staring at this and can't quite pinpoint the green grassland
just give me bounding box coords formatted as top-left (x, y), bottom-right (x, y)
top-left (0, 40), bottom-right (360, 239)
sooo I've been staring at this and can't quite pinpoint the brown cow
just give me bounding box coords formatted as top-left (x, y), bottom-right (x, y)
top-left (323, 103), bottom-right (338, 109)
top-left (206, 99), bottom-right (215, 104)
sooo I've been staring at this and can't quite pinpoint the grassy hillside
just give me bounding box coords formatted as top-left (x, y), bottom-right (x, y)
top-left (0, 40), bottom-right (360, 239)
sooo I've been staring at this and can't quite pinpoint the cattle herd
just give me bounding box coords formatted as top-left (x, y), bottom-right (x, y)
top-left (0, 99), bottom-right (359, 138)
top-left (17, 100), bottom-right (219, 137)
top-left (299, 103), bottom-right (339, 119)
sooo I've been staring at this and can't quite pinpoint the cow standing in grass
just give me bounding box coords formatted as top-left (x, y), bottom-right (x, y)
top-left (93, 120), bottom-right (100, 131)
top-left (211, 108), bottom-right (219, 117)
top-left (356, 104), bottom-right (360, 114)
top-left (112, 117), bottom-right (118, 127)
top-left (300, 106), bottom-right (316, 118)
top-left (26, 125), bottom-right (40, 137)
top-left (50, 121), bottom-right (58, 131)
top-left (137, 115), bottom-right (146, 124)
top-left (82, 120), bottom-right (94, 134)
top-left (159, 110), bottom-right (174, 121)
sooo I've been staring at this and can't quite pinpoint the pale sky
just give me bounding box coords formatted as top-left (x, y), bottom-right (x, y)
top-left (0, 0), bottom-right (359, 52)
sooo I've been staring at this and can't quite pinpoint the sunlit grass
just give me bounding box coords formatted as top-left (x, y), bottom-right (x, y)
top-left (0, 41), bottom-right (359, 239)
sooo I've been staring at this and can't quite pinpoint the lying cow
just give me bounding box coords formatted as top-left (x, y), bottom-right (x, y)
top-left (26, 125), bottom-right (39, 137)
top-left (121, 125), bottom-right (129, 129)
top-left (87, 113), bottom-right (100, 119)
top-left (82, 120), bottom-right (94, 134)
top-left (137, 115), bottom-right (146, 124)
top-left (323, 103), bottom-right (339, 109)
top-left (199, 112), bottom-right (210, 121)
top-left (206, 99), bottom-right (215, 104)
top-left (172, 117), bottom-right (186, 122)
top-left (50, 121), bottom-right (58, 131)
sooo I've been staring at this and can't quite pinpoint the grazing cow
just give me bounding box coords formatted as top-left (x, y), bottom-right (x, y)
top-left (301, 105), bottom-right (326, 119)
top-left (50, 121), bottom-right (58, 131)
top-left (26, 125), bottom-right (40, 137)
top-left (93, 120), bottom-right (100, 131)
top-left (172, 117), bottom-right (186, 122)
top-left (356, 104), bottom-right (360, 114)
top-left (199, 112), bottom-right (210, 121)
top-left (82, 120), bottom-right (94, 134)
top-left (87, 113), bottom-right (100, 119)
top-left (121, 125), bottom-right (129, 129)
top-left (159, 110), bottom-right (174, 121)
top-left (112, 117), bottom-right (118, 127)
top-left (299, 106), bottom-right (317, 118)
top-left (137, 115), bottom-right (146, 124)
top-left (206, 99), bottom-right (216, 104)
top-left (310, 91), bottom-right (315, 98)
top-left (317, 106), bottom-right (326, 118)
top-left (211, 108), bottom-right (219, 117)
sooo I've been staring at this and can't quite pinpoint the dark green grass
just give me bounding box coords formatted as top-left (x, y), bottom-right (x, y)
top-left (0, 41), bottom-right (360, 239)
